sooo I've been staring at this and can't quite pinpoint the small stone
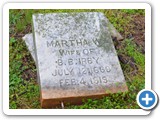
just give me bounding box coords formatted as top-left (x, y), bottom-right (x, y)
top-left (22, 34), bottom-right (36, 61)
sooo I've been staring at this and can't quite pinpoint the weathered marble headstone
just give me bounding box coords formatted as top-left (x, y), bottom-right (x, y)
top-left (28, 12), bottom-right (128, 108)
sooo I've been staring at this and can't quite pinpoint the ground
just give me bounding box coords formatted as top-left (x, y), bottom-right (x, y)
top-left (9, 9), bottom-right (145, 109)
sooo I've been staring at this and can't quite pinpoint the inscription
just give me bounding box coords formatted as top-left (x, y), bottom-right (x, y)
top-left (79, 66), bottom-right (111, 75)
top-left (56, 57), bottom-right (100, 66)
top-left (59, 76), bottom-right (109, 87)
top-left (44, 24), bottom-right (114, 89)
top-left (59, 48), bottom-right (96, 56)
top-left (46, 37), bottom-right (103, 48)
top-left (52, 66), bottom-right (111, 77)
top-left (47, 39), bottom-right (90, 48)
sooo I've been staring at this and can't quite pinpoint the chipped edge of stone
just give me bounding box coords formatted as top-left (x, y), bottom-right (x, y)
top-left (22, 33), bottom-right (36, 62)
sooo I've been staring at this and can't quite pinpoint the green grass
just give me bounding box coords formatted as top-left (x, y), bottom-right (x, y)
top-left (125, 40), bottom-right (145, 67)
top-left (121, 9), bottom-right (145, 15)
top-left (9, 38), bottom-right (40, 109)
top-left (9, 9), bottom-right (145, 109)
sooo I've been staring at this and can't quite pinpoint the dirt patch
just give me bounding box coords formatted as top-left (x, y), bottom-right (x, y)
top-left (113, 37), bottom-right (138, 75)
top-left (21, 54), bottom-right (37, 81)
top-left (131, 15), bottom-right (145, 52)
top-left (113, 14), bottom-right (145, 76)
top-left (121, 14), bottom-right (145, 53)
top-left (22, 69), bottom-right (37, 81)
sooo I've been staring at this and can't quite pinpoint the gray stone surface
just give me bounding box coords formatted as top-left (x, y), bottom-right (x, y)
top-left (31, 12), bottom-right (127, 106)
top-left (23, 22), bottom-right (122, 62)
top-left (23, 19), bottom-right (122, 61)
top-left (22, 34), bottom-right (36, 61)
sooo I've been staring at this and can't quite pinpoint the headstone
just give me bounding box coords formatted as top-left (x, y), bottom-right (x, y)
top-left (28, 12), bottom-right (127, 108)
